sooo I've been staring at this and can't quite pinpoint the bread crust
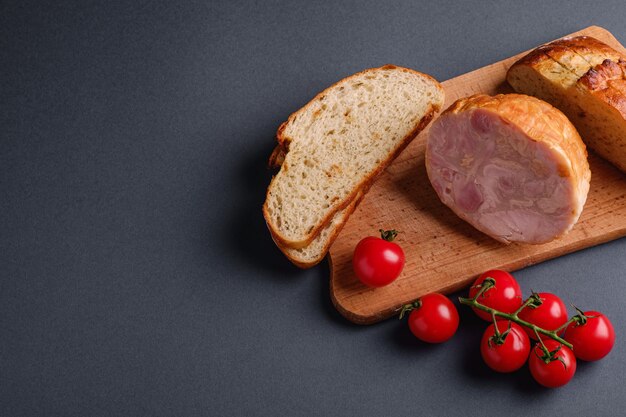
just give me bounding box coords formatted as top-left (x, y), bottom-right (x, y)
top-left (578, 58), bottom-right (626, 118)
top-left (553, 36), bottom-right (623, 64)
top-left (507, 35), bottom-right (626, 173)
top-left (263, 65), bottom-right (444, 249)
top-left (268, 144), bottom-right (286, 168)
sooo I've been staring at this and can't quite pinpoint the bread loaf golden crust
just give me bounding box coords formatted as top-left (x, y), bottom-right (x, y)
top-left (507, 36), bottom-right (626, 173)
top-left (553, 36), bottom-right (623, 66)
top-left (578, 58), bottom-right (626, 118)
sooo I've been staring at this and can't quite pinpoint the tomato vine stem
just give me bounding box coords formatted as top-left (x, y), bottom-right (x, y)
top-left (379, 229), bottom-right (399, 242)
top-left (398, 299), bottom-right (422, 320)
top-left (458, 278), bottom-right (574, 349)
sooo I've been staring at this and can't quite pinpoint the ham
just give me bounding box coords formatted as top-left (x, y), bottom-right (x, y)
top-left (425, 94), bottom-right (591, 244)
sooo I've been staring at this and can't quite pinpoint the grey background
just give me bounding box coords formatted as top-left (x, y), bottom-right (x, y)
top-left (2, 1), bottom-right (626, 416)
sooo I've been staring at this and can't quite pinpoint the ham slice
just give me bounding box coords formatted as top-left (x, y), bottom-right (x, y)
top-left (425, 94), bottom-right (591, 244)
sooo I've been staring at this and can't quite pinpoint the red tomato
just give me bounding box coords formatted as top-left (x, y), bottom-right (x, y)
top-left (528, 339), bottom-right (576, 388)
top-left (353, 230), bottom-right (405, 287)
top-left (564, 311), bottom-right (615, 361)
top-left (407, 293), bottom-right (459, 343)
top-left (480, 321), bottom-right (530, 373)
top-left (518, 293), bottom-right (568, 340)
top-left (469, 269), bottom-right (522, 321)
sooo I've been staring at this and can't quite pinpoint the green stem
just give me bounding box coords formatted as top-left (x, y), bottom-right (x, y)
top-left (491, 312), bottom-right (500, 337)
top-left (555, 316), bottom-right (578, 334)
top-left (458, 295), bottom-right (573, 349)
top-left (379, 229), bottom-right (399, 242)
top-left (472, 277), bottom-right (496, 301)
top-left (513, 297), bottom-right (536, 316)
top-left (398, 300), bottom-right (421, 320)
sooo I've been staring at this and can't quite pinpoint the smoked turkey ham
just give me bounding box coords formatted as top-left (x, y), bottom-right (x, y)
top-left (425, 94), bottom-right (591, 244)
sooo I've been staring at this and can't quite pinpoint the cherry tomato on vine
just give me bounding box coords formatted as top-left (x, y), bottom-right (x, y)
top-left (528, 339), bottom-right (576, 388)
top-left (564, 310), bottom-right (615, 361)
top-left (401, 293), bottom-right (459, 343)
top-left (469, 269), bottom-right (523, 321)
top-left (518, 292), bottom-right (568, 340)
top-left (353, 229), bottom-right (405, 287)
top-left (480, 321), bottom-right (530, 373)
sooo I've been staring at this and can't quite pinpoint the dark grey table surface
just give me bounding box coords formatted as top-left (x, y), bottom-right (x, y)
top-left (3, 1), bottom-right (626, 416)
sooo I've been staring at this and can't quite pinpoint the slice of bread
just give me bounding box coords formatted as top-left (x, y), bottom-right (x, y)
top-left (264, 65), bottom-right (444, 249)
top-left (507, 36), bottom-right (626, 173)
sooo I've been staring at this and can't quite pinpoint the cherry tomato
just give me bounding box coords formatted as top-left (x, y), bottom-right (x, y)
top-left (469, 269), bottom-right (523, 321)
top-left (564, 311), bottom-right (615, 361)
top-left (528, 339), bottom-right (576, 388)
top-left (480, 321), bottom-right (530, 373)
top-left (518, 293), bottom-right (568, 340)
top-left (353, 230), bottom-right (405, 287)
top-left (406, 293), bottom-right (459, 343)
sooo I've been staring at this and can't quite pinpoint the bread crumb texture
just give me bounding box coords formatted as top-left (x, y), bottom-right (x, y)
top-left (264, 66), bottom-right (443, 247)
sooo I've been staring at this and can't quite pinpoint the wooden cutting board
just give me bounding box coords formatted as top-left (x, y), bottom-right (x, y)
top-left (329, 26), bottom-right (626, 325)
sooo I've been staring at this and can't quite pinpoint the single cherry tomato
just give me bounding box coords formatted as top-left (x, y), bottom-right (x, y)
top-left (564, 310), bottom-right (615, 361)
top-left (469, 269), bottom-right (523, 321)
top-left (353, 229), bottom-right (405, 287)
top-left (480, 321), bottom-right (530, 373)
top-left (402, 293), bottom-right (459, 343)
top-left (518, 292), bottom-right (568, 340)
top-left (528, 339), bottom-right (576, 388)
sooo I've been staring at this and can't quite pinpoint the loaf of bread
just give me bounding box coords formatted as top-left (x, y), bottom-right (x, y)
top-left (507, 36), bottom-right (626, 173)
top-left (264, 65), bottom-right (444, 253)
top-left (426, 94), bottom-right (590, 244)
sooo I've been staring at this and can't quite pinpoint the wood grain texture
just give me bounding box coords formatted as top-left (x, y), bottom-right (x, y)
top-left (329, 26), bottom-right (626, 325)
